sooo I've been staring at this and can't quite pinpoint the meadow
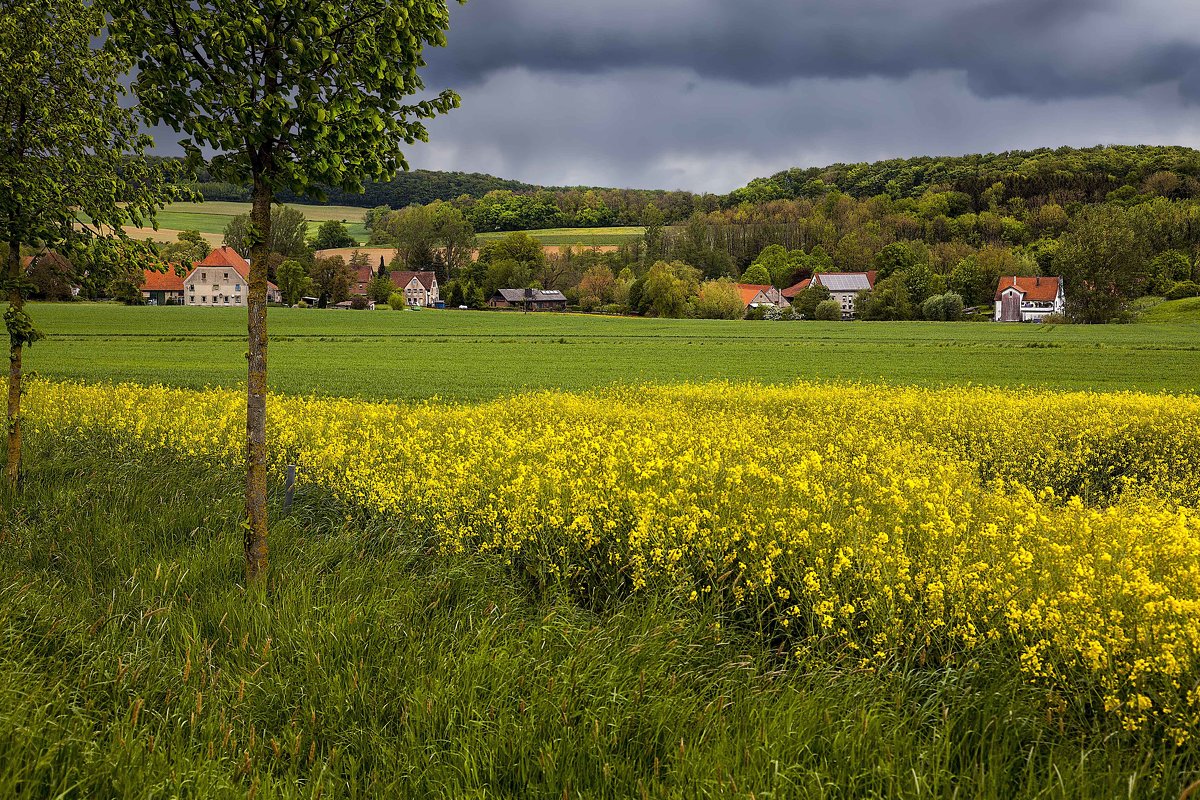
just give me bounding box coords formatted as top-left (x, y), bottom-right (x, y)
top-left (127, 201), bottom-right (373, 246)
top-left (476, 226), bottom-right (645, 246)
top-left (4, 304), bottom-right (1200, 796)
top-left (23, 302), bottom-right (1200, 398)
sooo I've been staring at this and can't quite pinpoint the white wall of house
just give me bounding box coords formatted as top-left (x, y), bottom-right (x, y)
top-left (993, 287), bottom-right (1065, 322)
top-left (184, 267), bottom-right (279, 306)
top-left (829, 290), bottom-right (860, 319)
top-left (402, 277), bottom-right (439, 307)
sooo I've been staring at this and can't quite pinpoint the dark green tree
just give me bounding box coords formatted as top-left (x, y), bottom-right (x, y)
top-left (311, 220), bottom-right (358, 251)
top-left (275, 259), bottom-right (311, 306)
top-left (858, 275), bottom-right (914, 321)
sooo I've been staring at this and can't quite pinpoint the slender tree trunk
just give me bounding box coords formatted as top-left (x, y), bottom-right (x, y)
top-left (244, 178), bottom-right (271, 584)
top-left (5, 238), bottom-right (22, 489)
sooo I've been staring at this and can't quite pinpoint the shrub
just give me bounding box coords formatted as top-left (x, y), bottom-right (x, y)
top-left (1165, 281), bottom-right (1200, 300)
top-left (349, 295), bottom-right (371, 310)
top-left (387, 292), bottom-right (406, 311)
top-left (694, 278), bottom-right (745, 320)
top-left (814, 299), bottom-right (841, 321)
top-left (921, 292), bottom-right (965, 321)
top-left (1040, 313), bottom-right (1069, 324)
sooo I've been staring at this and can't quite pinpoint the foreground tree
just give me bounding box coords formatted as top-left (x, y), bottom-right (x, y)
top-left (0, 0), bottom-right (175, 487)
top-left (107, 0), bottom-right (461, 584)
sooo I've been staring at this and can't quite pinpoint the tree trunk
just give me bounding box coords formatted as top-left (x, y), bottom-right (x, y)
top-left (244, 178), bottom-right (271, 585)
top-left (5, 239), bottom-right (22, 489)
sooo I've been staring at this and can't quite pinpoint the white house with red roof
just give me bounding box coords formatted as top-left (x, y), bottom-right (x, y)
top-left (183, 246), bottom-right (281, 306)
top-left (736, 283), bottom-right (788, 310)
top-left (139, 267), bottom-right (186, 305)
top-left (994, 276), bottom-right (1064, 322)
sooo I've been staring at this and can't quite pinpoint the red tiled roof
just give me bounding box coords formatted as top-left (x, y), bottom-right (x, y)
top-left (188, 246), bottom-right (278, 290)
top-left (995, 275), bottom-right (1060, 302)
top-left (140, 267), bottom-right (185, 292)
top-left (393, 271), bottom-right (437, 292)
top-left (737, 283), bottom-right (775, 307)
top-left (353, 266), bottom-right (437, 292)
top-left (782, 278), bottom-right (811, 299)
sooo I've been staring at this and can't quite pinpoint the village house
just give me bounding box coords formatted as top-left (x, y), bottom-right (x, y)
top-left (488, 288), bottom-right (569, 311)
top-left (352, 264), bottom-right (440, 307)
top-left (183, 246), bottom-right (281, 306)
top-left (783, 271), bottom-right (877, 319)
top-left (736, 283), bottom-right (788, 310)
top-left (139, 268), bottom-right (186, 305)
top-left (22, 251), bottom-right (79, 299)
top-left (994, 275), bottom-right (1065, 322)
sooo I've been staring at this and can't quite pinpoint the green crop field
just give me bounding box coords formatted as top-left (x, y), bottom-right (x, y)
top-left (151, 201), bottom-right (372, 242)
top-left (477, 226), bottom-right (645, 247)
top-left (23, 303), bottom-right (1200, 399)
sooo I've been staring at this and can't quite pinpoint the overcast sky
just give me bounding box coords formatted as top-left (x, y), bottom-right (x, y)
top-left (147, 1), bottom-right (1200, 193)
top-left (386, 0), bottom-right (1200, 192)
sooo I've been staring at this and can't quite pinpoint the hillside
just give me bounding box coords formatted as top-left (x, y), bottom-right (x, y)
top-left (732, 145), bottom-right (1200, 208)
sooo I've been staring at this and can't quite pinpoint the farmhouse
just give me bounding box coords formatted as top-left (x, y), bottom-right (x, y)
top-left (21, 251), bottom-right (78, 299)
top-left (737, 283), bottom-right (789, 310)
top-left (489, 288), bottom-right (569, 311)
top-left (139, 268), bottom-right (186, 305)
top-left (994, 276), bottom-right (1065, 322)
top-left (783, 272), bottom-right (877, 319)
top-left (183, 246), bottom-right (281, 306)
top-left (352, 265), bottom-right (440, 307)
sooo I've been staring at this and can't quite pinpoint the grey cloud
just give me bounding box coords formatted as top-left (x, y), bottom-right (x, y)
top-left (409, 67), bottom-right (1200, 191)
top-left (425, 0), bottom-right (1200, 101)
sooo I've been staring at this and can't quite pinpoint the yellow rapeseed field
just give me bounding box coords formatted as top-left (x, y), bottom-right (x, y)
top-left (29, 380), bottom-right (1200, 741)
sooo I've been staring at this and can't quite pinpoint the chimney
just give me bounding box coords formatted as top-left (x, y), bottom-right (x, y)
top-left (1036, 276), bottom-right (1041, 287)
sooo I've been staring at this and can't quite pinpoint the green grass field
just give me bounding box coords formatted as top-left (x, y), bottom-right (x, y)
top-left (151, 201), bottom-right (371, 242)
top-left (23, 302), bottom-right (1200, 399)
top-left (6, 305), bottom-right (1200, 796)
top-left (477, 226), bottom-right (645, 247)
top-left (1138, 296), bottom-right (1200, 323)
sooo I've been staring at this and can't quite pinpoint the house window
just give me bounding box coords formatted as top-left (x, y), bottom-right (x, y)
top-left (188, 284), bottom-right (194, 293)
top-left (224, 296), bottom-right (230, 304)
top-left (235, 284), bottom-right (241, 291)
top-left (200, 272), bottom-right (206, 281)
top-left (201, 296), bottom-right (207, 303)
top-left (234, 295), bottom-right (242, 304)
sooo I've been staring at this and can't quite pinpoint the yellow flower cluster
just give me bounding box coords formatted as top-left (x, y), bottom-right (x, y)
top-left (27, 380), bottom-right (1200, 741)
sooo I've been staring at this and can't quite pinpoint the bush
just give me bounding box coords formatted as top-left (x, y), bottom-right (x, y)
top-left (1165, 280), bottom-right (1200, 300)
top-left (921, 292), bottom-right (965, 321)
top-left (296, 300), bottom-right (308, 309)
top-left (387, 292), bottom-right (406, 311)
top-left (349, 295), bottom-right (371, 310)
top-left (1040, 313), bottom-right (1069, 324)
top-left (814, 299), bottom-right (841, 321)
top-left (694, 278), bottom-right (745, 320)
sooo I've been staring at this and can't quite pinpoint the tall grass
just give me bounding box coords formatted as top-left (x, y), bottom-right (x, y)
top-left (0, 440), bottom-right (1196, 798)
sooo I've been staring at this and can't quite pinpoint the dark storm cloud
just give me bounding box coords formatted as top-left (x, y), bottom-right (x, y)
top-left (426, 0), bottom-right (1200, 101)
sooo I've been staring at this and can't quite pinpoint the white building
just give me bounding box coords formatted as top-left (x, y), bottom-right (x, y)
top-left (994, 276), bottom-right (1065, 322)
top-left (782, 272), bottom-right (878, 319)
top-left (184, 246), bottom-right (281, 306)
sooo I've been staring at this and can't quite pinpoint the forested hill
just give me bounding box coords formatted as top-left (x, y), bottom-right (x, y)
top-left (730, 145), bottom-right (1200, 208)
top-left (193, 167), bottom-right (542, 207)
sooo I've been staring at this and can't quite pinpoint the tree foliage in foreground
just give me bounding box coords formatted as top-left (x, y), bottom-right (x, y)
top-left (107, 0), bottom-right (461, 584)
top-left (0, 0), bottom-right (178, 487)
